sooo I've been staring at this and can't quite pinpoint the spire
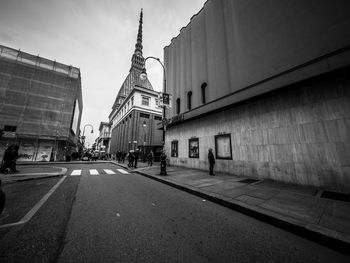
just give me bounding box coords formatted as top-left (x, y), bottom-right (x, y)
top-left (130, 9), bottom-right (144, 71)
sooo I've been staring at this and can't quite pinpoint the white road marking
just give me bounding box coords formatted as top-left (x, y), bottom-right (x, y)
top-left (70, 170), bottom-right (81, 176)
top-left (90, 169), bottom-right (99, 175)
top-left (104, 169), bottom-right (116, 175)
top-left (117, 169), bottom-right (129, 174)
top-left (0, 176), bottom-right (67, 228)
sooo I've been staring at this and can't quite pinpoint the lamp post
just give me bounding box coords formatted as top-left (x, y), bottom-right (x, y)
top-left (140, 56), bottom-right (167, 175)
top-left (142, 121), bottom-right (147, 161)
top-left (82, 124), bottom-right (94, 150)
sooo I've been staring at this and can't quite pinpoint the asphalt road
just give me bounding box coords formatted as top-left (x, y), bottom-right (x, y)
top-left (1, 163), bottom-right (349, 262)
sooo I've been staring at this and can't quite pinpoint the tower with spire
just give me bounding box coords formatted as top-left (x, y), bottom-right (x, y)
top-left (111, 9), bottom-right (153, 112)
top-left (130, 8), bottom-right (145, 71)
top-left (108, 9), bottom-right (163, 154)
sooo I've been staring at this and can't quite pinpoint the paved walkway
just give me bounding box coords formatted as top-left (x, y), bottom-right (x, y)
top-left (115, 161), bottom-right (350, 254)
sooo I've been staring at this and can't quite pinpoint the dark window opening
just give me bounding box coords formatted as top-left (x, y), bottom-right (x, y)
top-left (154, 116), bottom-right (162, 121)
top-left (187, 91), bottom-right (192, 110)
top-left (201, 82), bottom-right (207, 104)
top-left (140, 113), bottom-right (150, 118)
top-left (4, 125), bottom-right (17, 132)
top-left (176, 98), bottom-right (181, 115)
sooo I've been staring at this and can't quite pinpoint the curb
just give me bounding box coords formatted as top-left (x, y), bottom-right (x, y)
top-left (1, 167), bottom-right (68, 185)
top-left (134, 169), bottom-right (350, 255)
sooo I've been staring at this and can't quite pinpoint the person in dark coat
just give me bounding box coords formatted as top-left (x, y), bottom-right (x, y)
top-left (128, 151), bottom-right (134, 167)
top-left (148, 150), bottom-right (154, 166)
top-left (1, 145), bottom-right (20, 174)
top-left (208, 148), bottom-right (215, 176)
top-left (134, 149), bottom-right (139, 168)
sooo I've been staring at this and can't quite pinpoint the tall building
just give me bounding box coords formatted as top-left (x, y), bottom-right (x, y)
top-left (96, 121), bottom-right (111, 154)
top-left (164, 0), bottom-right (350, 192)
top-left (0, 45), bottom-right (82, 161)
top-left (109, 10), bottom-right (163, 159)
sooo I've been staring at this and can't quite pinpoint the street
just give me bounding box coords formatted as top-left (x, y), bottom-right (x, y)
top-left (0, 163), bottom-right (349, 263)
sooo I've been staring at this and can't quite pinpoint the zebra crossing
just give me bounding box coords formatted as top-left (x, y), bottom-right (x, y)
top-left (69, 168), bottom-right (129, 176)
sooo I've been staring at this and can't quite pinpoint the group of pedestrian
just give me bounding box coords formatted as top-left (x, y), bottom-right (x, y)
top-left (126, 149), bottom-right (139, 168)
top-left (0, 144), bottom-right (20, 174)
top-left (116, 151), bottom-right (127, 163)
top-left (114, 147), bottom-right (215, 176)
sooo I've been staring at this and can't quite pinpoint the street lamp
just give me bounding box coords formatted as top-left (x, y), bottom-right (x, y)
top-left (140, 56), bottom-right (167, 175)
top-left (82, 124), bottom-right (94, 149)
top-left (142, 121), bottom-right (147, 161)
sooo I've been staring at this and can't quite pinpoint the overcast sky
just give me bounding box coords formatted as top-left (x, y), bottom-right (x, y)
top-left (0, 0), bottom-right (206, 146)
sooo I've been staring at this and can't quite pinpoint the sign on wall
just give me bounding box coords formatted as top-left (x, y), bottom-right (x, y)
top-left (215, 134), bottom-right (232, 159)
top-left (35, 142), bottom-right (53, 162)
top-left (17, 143), bottom-right (36, 162)
top-left (189, 138), bottom-right (199, 158)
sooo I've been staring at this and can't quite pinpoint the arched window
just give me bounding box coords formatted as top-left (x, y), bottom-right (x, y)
top-left (176, 98), bottom-right (181, 115)
top-left (201, 82), bottom-right (207, 104)
top-left (187, 91), bottom-right (192, 110)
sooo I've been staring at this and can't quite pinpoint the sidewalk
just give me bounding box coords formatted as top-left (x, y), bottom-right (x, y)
top-left (0, 165), bottom-right (67, 184)
top-left (117, 162), bottom-right (350, 254)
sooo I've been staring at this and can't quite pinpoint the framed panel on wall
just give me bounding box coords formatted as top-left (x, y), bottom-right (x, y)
top-left (215, 134), bottom-right (232, 160)
top-left (171, 140), bottom-right (178, 157)
top-left (189, 138), bottom-right (199, 158)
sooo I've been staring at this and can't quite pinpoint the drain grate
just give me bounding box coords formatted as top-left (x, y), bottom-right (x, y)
top-left (321, 191), bottom-right (350, 202)
top-left (239, 179), bottom-right (260, 184)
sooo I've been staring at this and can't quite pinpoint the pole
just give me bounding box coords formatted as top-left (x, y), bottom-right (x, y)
top-left (142, 56), bottom-right (167, 175)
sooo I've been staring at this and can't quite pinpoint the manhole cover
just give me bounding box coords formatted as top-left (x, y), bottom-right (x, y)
top-left (239, 179), bottom-right (260, 184)
top-left (321, 191), bottom-right (350, 202)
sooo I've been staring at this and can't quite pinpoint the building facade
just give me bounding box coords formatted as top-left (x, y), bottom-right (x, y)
top-left (96, 122), bottom-right (111, 154)
top-left (0, 45), bottom-right (82, 162)
top-left (109, 10), bottom-right (163, 158)
top-left (164, 0), bottom-right (350, 192)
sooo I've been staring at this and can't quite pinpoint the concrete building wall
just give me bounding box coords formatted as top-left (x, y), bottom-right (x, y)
top-left (164, 0), bottom-right (350, 117)
top-left (166, 67), bottom-right (350, 192)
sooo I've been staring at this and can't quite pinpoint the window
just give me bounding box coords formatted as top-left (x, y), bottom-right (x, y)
top-left (131, 96), bottom-right (134, 106)
top-left (142, 96), bottom-right (150, 106)
top-left (4, 125), bottom-right (17, 132)
top-left (154, 116), bottom-right (162, 121)
top-left (171, 141), bottom-right (178, 157)
top-left (140, 113), bottom-right (150, 118)
top-left (201, 82), bottom-right (207, 104)
top-left (189, 138), bottom-right (199, 158)
top-left (155, 98), bottom-right (159, 106)
top-left (176, 98), bottom-right (180, 115)
top-left (127, 101), bottom-right (130, 110)
top-left (187, 91), bottom-right (192, 110)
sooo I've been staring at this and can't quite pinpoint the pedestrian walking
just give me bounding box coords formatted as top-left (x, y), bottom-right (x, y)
top-left (1, 144), bottom-right (20, 174)
top-left (134, 149), bottom-right (139, 168)
top-left (122, 151), bottom-right (126, 163)
top-left (148, 150), bottom-right (154, 166)
top-left (128, 151), bottom-right (134, 167)
top-left (208, 148), bottom-right (215, 176)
